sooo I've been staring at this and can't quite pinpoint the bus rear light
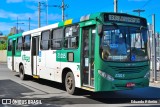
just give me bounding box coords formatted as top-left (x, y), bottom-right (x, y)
top-left (126, 82), bottom-right (135, 88)
top-left (98, 70), bottom-right (114, 81)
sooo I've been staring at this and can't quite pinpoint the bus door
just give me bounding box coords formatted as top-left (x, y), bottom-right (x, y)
top-left (82, 27), bottom-right (96, 87)
top-left (32, 36), bottom-right (39, 76)
top-left (12, 40), bottom-right (16, 71)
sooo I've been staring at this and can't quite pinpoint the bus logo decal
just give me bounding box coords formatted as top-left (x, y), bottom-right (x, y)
top-left (22, 55), bottom-right (30, 62)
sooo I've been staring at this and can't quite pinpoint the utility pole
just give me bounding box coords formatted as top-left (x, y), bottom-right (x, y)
top-left (16, 17), bottom-right (24, 34)
top-left (114, 0), bottom-right (118, 13)
top-left (17, 17), bottom-right (19, 34)
top-left (60, 0), bottom-right (68, 21)
top-left (62, 0), bottom-right (64, 21)
top-left (46, 0), bottom-right (68, 21)
top-left (29, 17), bottom-right (31, 31)
top-left (46, 0), bottom-right (48, 25)
top-left (152, 14), bottom-right (157, 82)
top-left (39, 1), bottom-right (48, 25)
top-left (133, 9), bottom-right (145, 16)
top-left (38, 2), bottom-right (41, 28)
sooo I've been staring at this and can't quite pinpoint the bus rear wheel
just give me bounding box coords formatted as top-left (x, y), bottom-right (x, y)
top-left (19, 65), bottom-right (27, 80)
top-left (65, 72), bottom-right (76, 95)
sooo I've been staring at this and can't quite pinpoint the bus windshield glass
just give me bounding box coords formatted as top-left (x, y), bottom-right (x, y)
top-left (101, 25), bottom-right (148, 62)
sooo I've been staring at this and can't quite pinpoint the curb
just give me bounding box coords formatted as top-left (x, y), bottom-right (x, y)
top-left (0, 62), bottom-right (7, 64)
top-left (149, 81), bottom-right (160, 87)
top-left (150, 81), bottom-right (160, 83)
top-left (153, 81), bottom-right (160, 83)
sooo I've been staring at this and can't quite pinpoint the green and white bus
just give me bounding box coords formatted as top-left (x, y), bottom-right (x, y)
top-left (7, 12), bottom-right (150, 94)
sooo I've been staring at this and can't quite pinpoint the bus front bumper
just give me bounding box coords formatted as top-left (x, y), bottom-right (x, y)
top-left (96, 77), bottom-right (149, 91)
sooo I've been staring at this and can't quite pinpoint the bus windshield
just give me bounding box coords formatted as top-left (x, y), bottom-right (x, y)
top-left (101, 25), bottom-right (148, 62)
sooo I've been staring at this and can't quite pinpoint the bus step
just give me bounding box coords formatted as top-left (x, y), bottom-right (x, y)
top-left (81, 86), bottom-right (94, 91)
top-left (33, 75), bottom-right (40, 79)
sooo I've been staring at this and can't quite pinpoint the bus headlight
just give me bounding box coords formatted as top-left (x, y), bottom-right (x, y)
top-left (144, 71), bottom-right (150, 79)
top-left (98, 70), bottom-right (114, 81)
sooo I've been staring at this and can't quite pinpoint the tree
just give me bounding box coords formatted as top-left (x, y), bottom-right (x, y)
top-left (0, 42), bottom-right (7, 50)
top-left (0, 36), bottom-right (7, 50)
top-left (7, 33), bottom-right (14, 37)
top-left (0, 33), bottom-right (14, 50)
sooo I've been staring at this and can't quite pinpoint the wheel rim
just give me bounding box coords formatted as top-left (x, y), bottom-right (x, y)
top-left (67, 75), bottom-right (73, 90)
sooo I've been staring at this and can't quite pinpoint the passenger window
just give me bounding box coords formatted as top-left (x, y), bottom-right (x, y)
top-left (51, 28), bottom-right (63, 49)
top-left (64, 25), bottom-right (79, 49)
top-left (23, 35), bottom-right (31, 51)
top-left (41, 30), bottom-right (50, 50)
top-left (8, 39), bottom-right (12, 51)
top-left (16, 37), bottom-right (23, 51)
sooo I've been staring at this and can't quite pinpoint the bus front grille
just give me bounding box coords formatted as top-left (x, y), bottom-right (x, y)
top-left (109, 65), bottom-right (148, 74)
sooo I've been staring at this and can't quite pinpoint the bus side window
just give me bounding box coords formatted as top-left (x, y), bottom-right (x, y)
top-left (41, 30), bottom-right (50, 50)
top-left (8, 39), bottom-right (12, 51)
top-left (16, 37), bottom-right (23, 51)
top-left (64, 25), bottom-right (79, 49)
top-left (51, 28), bottom-right (63, 50)
top-left (23, 35), bottom-right (31, 51)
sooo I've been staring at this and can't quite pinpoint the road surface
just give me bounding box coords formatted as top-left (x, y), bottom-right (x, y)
top-left (0, 63), bottom-right (160, 107)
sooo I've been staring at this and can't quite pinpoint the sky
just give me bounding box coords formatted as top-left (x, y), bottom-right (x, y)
top-left (0, 0), bottom-right (159, 35)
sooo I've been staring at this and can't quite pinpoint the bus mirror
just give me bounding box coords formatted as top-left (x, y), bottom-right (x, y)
top-left (98, 24), bottom-right (103, 36)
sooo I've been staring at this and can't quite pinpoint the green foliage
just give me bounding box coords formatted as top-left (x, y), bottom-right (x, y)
top-left (0, 42), bottom-right (7, 50)
top-left (0, 33), bottom-right (15, 50)
top-left (0, 41), bottom-right (5, 44)
top-left (7, 33), bottom-right (14, 37)
top-left (0, 36), bottom-right (7, 50)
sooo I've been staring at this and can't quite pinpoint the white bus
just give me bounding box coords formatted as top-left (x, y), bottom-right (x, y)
top-left (7, 12), bottom-right (150, 95)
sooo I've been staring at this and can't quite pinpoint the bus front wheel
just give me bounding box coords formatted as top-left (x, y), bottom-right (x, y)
top-left (19, 65), bottom-right (26, 80)
top-left (65, 72), bottom-right (76, 95)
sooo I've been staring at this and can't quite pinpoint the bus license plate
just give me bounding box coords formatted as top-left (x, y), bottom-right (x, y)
top-left (126, 82), bottom-right (135, 88)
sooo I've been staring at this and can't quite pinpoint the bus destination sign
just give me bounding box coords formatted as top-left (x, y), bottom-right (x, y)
top-left (109, 15), bottom-right (140, 23)
top-left (104, 14), bottom-right (144, 25)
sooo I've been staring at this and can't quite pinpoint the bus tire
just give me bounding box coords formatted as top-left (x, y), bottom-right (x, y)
top-left (65, 72), bottom-right (76, 95)
top-left (19, 65), bottom-right (27, 80)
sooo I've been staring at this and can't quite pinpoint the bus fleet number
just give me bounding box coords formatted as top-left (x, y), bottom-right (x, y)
top-left (115, 74), bottom-right (125, 78)
top-left (57, 53), bottom-right (66, 59)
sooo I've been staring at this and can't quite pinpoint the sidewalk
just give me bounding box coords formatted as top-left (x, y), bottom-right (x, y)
top-left (150, 81), bottom-right (160, 88)
top-left (0, 62), bottom-right (7, 64)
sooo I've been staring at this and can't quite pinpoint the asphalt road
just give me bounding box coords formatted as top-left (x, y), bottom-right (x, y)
top-left (0, 63), bottom-right (160, 107)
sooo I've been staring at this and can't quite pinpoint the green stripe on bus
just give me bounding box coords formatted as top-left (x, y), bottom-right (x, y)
top-left (7, 33), bottom-right (22, 56)
top-left (56, 49), bottom-right (80, 63)
top-left (79, 20), bottom-right (96, 27)
top-left (15, 51), bottom-right (21, 57)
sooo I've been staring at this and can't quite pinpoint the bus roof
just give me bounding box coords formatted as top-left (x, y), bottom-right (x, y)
top-left (14, 12), bottom-right (146, 36)
top-left (23, 12), bottom-right (102, 35)
top-left (8, 33), bottom-right (22, 40)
